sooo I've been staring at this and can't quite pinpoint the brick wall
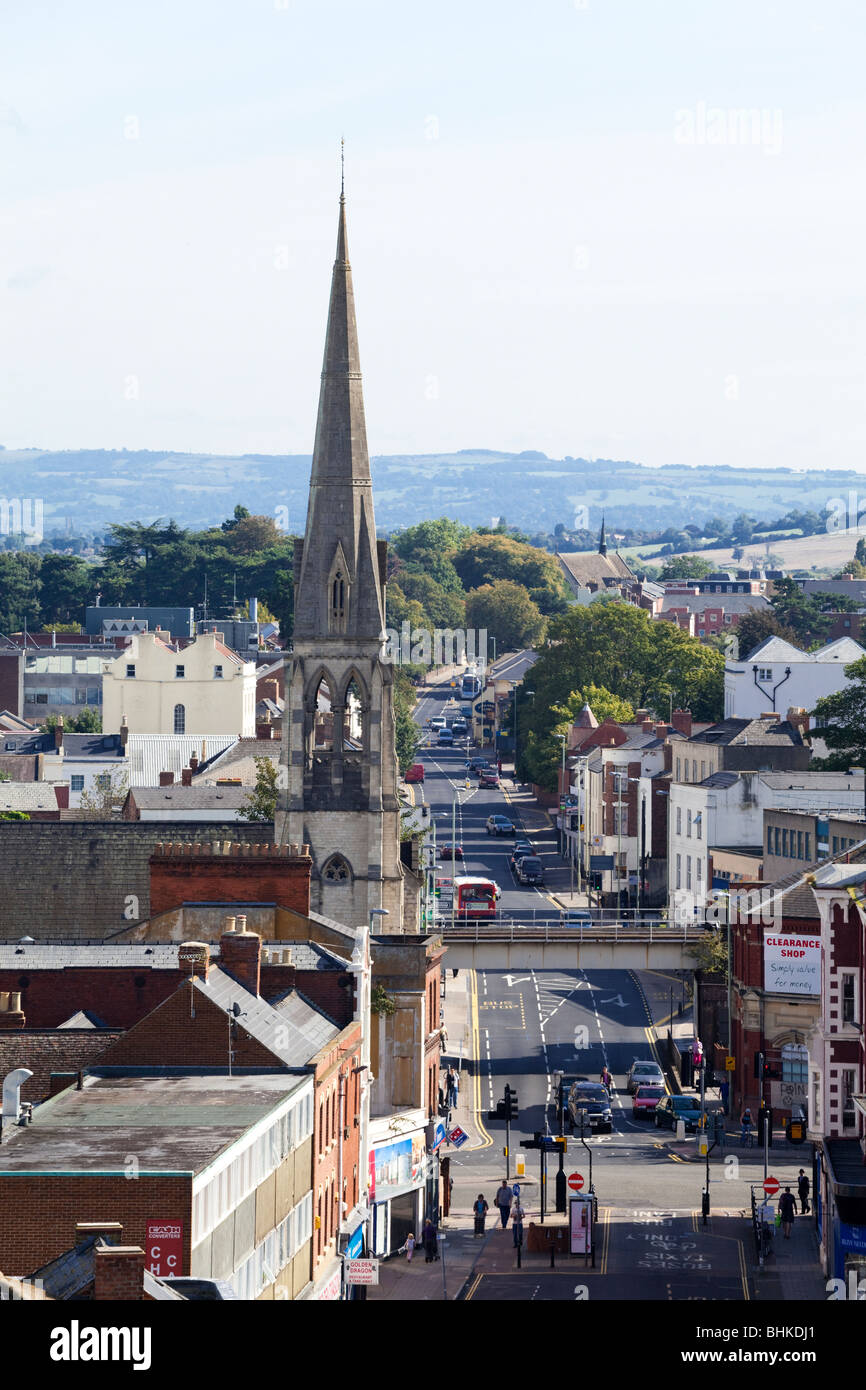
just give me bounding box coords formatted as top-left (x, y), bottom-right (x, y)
top-left (0, 821), bottom-right (274, 940)
top-left (95, 984), bottom-right (282, 1069)
top-left (0, 651), bottom-right (23, 718)
top-left (0, 1175), bottom-right (191, 1277)
top-left (0, 1030), bottom-right (124, 1101)
top-left (311, 1023), bottom-right (362, 1278)
top-left (150, 841), bottom-right (311, 917)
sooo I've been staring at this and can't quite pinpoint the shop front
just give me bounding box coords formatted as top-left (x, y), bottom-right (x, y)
top-left (368, 1122), bottom-right (427, 1257)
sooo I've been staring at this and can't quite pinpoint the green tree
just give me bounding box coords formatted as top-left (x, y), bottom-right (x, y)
top-left (659, 555), bottom-right (715, 581)
top-left (42, 708), bottom-right (102, 733)
top-left (239, 756), bottom-right (278, 822)
top-left (687, 927), bottom-right (729, 976)
top-left (811, 656), bottom-right (866, 795)
top-left (393, 669), bottom-right (420, 772)
top-left (464, 581), bottom-right (546, 651)
top-left (38, 554), bottom-right (93, 625)
top-left (221, 504), bottom-right (251, 532)
top-left (454, 533), bottom-right (569, 615)
top-left (769, 577), bottom-right (831, 647)
top-left (732, 609), bottom-right (797, 660)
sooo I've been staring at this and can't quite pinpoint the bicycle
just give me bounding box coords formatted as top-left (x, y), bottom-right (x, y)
top-left (740, 1126), bottom-right (754, 1148)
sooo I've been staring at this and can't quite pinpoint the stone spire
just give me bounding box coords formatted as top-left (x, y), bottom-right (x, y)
top-left (293, 190), bottom-right (386, 643)
top-left (598, 515), bottom-right (607, 557)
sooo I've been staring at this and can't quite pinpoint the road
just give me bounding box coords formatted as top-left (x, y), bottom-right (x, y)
top-left (409, 681), bottom-right (774, 1302)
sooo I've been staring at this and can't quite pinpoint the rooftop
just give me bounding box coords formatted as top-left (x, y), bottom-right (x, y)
top-left (0, 1072), bottom-right (307, 1174)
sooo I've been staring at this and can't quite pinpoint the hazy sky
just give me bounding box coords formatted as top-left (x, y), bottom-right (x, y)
top-left (1, 0), bottom-right (864, 471)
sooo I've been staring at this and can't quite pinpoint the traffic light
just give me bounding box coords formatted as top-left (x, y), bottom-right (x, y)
top-left (754, 1051), bottom-right (765, 1080)
top-left (504, 1084), bottom-right (519, 1120)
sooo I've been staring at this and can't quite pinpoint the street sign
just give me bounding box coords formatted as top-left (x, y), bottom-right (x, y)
top-left (567, 1172), bottom-right (585, 1192)
top-left (431, 1121), bottom-right (447, 1151)
top-left (515, 1154), bottom-right (526, 1177)
top-left (512, 1183), bottom-right (520, 1196)
top-left (448, 1126), bottom-right (468, 1148)
top-left (344, 1259), bottom-right (379, 1286)
top-left (590, 854), bottom-right (614, 870)
top-left (725, 1056), bottom-right (736, 1071)
top-left (763, 1176), bottom-right (780, 1197)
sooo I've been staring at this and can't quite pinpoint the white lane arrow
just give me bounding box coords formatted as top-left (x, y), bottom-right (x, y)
top-left (599, 994), bottom-right (627, 1007)
top-left (503, 975), bottom-right (531, 987)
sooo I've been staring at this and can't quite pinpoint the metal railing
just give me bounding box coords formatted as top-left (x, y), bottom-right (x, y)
top-left (436, 916), bottom-right (705, 942)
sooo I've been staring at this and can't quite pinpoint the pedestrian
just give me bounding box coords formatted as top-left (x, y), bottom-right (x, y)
top-left (600, 1065), bottom-right (612, 1090)
top-left (798, 1169), bottom-right (811, 1215)
top-left (405, 1231), bottom-right (416, 1263)
top-left (422, 1217), bottom-right (439, 1262)
top-left (449, 1071), bottom-right (460, 1109)
top-left (494, 1178), bottom-right (514, 1228)
top-left (473, 1193), bottom-right (489, 1236)
top-left (740, 1107), bottom-right (753, 1146)
top-left (511, 1197), bottom-right (525, 1247)
top-left (778, 1186), bottom-right (796, 1239)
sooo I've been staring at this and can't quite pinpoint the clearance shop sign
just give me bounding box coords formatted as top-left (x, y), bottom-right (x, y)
top-left (763, 931), bottom-right (820, 996)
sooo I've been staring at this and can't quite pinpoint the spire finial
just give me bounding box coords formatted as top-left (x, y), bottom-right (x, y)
top-left (340, 138), bottom-right (345, 201)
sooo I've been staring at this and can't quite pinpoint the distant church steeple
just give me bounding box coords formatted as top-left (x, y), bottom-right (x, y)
top-left (598, 516), bottom-right (607, 557)
top-left (277, 179), bottom-right (412, 934)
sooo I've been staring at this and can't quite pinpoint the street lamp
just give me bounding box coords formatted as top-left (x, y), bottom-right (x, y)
top-left (556, 734), bottom-right (567, 857)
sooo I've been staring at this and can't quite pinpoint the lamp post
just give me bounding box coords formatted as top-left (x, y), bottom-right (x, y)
top-left (556, 734), bottom-right (567, 857)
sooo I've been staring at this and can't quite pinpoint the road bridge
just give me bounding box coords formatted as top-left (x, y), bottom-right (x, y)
top-left (435, 920), bottom-right (705, 971)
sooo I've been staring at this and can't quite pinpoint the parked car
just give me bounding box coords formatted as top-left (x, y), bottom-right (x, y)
top-left (510, 842), bottom-right (533, 870)
top-left (626, 1060), bottom-right (666, 1094)
top-left (404, 763), bottom-right (424, 783)
top-left (654, 1095), bottom-right (703, 1133)
top-left (478, 771), bottom-right (500, 788)
top-left (567, 1081), bottom-right (613, 1134)
top-left (486, 814), bottom-right (515, 835)
top-left (632, 1085), bottom-right (666, 1119)
top-left (438, 844), bottom-right (464, 861)
top-left (516, 855), bottom-right (544, 885)
top-left (560, 909), bottom-right (593, 927)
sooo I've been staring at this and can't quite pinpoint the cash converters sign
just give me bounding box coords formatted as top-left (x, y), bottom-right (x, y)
top-left (763, 931), bottom-right (820, 996)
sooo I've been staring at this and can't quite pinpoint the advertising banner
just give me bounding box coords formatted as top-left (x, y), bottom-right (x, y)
top-left (762, 931), bottom-right (820, 995)
top-left (145, 1220), bottom-right (183, 1277)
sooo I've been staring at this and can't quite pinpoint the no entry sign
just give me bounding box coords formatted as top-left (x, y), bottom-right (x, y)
top-left (567, 1172), bottom-right (585, 1192)
top-left (763, 1176), bottom-right (780, 1197)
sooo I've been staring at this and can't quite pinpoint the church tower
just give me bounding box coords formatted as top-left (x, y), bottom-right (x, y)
top-left (276, 184), bottom-right (408, 933)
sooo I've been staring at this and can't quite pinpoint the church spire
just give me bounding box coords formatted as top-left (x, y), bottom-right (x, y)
top-left (598, 515), bottom-right (607, 556)
top-left (294, 184), bottom-right (385, 642)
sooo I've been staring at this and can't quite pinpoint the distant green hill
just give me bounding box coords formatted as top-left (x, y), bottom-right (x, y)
top-left (0, 446), bottom-right (859, 538)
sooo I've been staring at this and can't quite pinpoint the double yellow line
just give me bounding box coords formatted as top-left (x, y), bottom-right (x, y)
top-left (469, 968), bottom-right (492, 1151)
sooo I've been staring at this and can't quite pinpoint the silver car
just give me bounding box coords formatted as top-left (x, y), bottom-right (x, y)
top-left (626, 1060), bottom-right (665, 1094)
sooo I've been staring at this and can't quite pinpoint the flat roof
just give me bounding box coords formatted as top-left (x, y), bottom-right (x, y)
top-left (0, 1072), bottom-right (306, 1176)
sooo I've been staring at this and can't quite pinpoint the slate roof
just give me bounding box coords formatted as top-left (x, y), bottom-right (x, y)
top-left (687, 718), bottom-right (804, 748)
top-left (0, 783), bottom-right (61, 811)
top-left (0, 944), bottom-right (187, 969)
top-left (198, 968), bottom-right (338, 1066)
top-left (660, 592), bottom-right (770, 615)
top-left (557, 550), bottom-right (634, 588)
top-left (129, 785), bottom-right (249, 810)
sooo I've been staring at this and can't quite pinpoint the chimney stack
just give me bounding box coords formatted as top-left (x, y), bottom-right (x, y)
top-left (181, 767), bottom-right (193, 786)
top-left (54, 715), bottom-right (64, 751)
top-left (178, 941), bottom-right (209, 981)
top-left (189, 754), bottom-right (199, 771)
top-left (671, 709), bottom-right (693, 738)
top-left (93, 1243), bottom-right (146, 1301)
top-left (0, 991), bottom-right (25, 1030)
top-left (159, 771), bottom-right (174, 787)
top-left (120, 715), bottom-right (129, 749)
top-left (220, 920), bottom-right (261, 997)
top-left (641, 718), bottom-right (655, 734)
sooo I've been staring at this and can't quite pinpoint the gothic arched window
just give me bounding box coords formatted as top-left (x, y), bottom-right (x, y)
top-left (331, 572), bottom-right (346, 631)
top-left (173, 703), bottom-right (185, 734)
top-left (322, 855), bottom-right (351, 883)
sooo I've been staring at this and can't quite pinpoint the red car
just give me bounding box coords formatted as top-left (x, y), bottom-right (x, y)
top-left (438, 844), bottom-right (464, 860)
top-left (404, 764), bottom-right (424, 783)
top-left (632, 1085), bottom-right (665, 1119)
top-left (478, 771), bottom-right (500, 788)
